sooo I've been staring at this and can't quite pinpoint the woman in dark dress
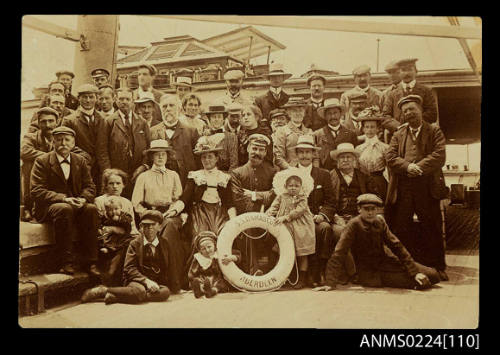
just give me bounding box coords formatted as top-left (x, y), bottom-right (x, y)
top-left (237, 104), bottom-right (274, 166)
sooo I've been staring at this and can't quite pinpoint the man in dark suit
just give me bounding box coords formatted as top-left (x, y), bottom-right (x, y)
top-left (303, 74), bottom-right (328, 131)
top-left (30, 126), bottom-right (100, 276)
top-left (292, 135), bottom-right (337, 287)
top-left (386, 95), bottom-right (448, 280)
top-left (254, 63), bottom-right (292, 129)
top-left (150, 94), bottom-right (199, 187)
top-left (62, 84), bottom-right (108, 192)
top-left (100, 88), bottom-right (151, 198)
top-left (81, 210), bottom-right (171, 304)
top-left (382, 58), bottom-right (438, 134)
top-left (55, 70), bottom-right (79, 110)
top-left (313, 98), bottom-right (358, 171)
top-left (340, 65), bottom-right (383, 114)
top-left (132, 63), bottom-right (163, 126)
top-left (380, 60), bottom-right (402, 110)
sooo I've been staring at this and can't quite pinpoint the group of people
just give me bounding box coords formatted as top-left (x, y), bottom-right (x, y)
top-left (21, 57), bottom-right (449, 305)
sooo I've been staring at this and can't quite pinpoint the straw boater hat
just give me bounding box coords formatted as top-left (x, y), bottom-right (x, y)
top-left (144, 139), bottom-right (174, 155)
top-left (227, 102), bottom-right (243, 114)
top-left (134, 91), bottom-right (157, 105)
top-left (262, 63), bottom-right (293, 81)
top-left (282, 96), bottom-right (307, 109)
top-left (193, 135), bottom-right (223, 155)
top-left (330, 142), bottom-right (360, 160)
top-left (293, 134), bottom-right (321, 151)
top-left (171, 76), bottom-right (194, 88)
top-left (353, 106), bottom-right (385, 124)
top-left (204, 105), bottom-right (228, 116)
top-left (317, 98), bottom-right (345, 118)
top-left (272, 167), bottom-right (315, 197)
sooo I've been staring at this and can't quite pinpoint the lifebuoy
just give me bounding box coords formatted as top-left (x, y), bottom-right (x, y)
top-left (217, 212), bottom-right (295, 292)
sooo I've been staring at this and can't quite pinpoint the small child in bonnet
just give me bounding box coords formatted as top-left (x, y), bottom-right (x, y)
top-left (188, 231), bottom-right (240, 298)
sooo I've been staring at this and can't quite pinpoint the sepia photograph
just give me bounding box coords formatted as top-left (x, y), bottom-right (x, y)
top-left (19, 15), bottom-right (481, 333)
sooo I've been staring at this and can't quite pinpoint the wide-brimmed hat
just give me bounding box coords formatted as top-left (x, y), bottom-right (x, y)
top-left (306, 74), bottom-right (327, 87)
top-left (204, 105), bottom-right (228, 116)
top-left (272, 167), bottom-right (315, 197)
top-left (134, 91), bottom-right (157, 105)
top-left (282, 96), bottom-right (307, 109)
top-left (397, 94), bottom-right (423, 109)
top-left (330, 142), bottom-right (360, 160)
top-left (171, 76), bottom-right (193, 88)
top-left (317, 98), bottom-right (345, 118)
top-left (293, 135), bottom-right (320, 151)
top-left (144, 139), bottom-right (174, 155)
top-left (262, 63), bottom-right (293, 81)
top-left (193, 136), bottom-right (223, 155)
top-left (353, 106), bottom-right (385, 123)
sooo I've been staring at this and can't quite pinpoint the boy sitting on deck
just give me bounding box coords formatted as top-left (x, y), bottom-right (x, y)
top-left (313, 194), bottom-right (443, 292)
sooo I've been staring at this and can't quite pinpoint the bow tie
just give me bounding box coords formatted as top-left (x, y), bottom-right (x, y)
top-left (212, 129), bottom-right (224, 134)
top-left (60, 159), bottom-right (70, 165)
top-left (165, 124), bottom-right (177, 130)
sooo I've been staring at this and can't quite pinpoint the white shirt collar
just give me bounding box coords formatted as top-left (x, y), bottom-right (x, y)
top-left (152, 165), bottom-right (168, 174)
top-left (270, 87), bottom-right (282, 96)
top-left (365, 135), bottom-right (379, 145)
top-left (403, 80), bottom-right (416, 90)
top-left (409, 124), bottom-right (422, 137)
top-left (194, 252), bottom-right (218, 270)
top-left (79, 107), bottom-right (95, 116)
top-left (298, 163), bottom-right (313, 175)
top-left (144, 236), bottom-right (159, 247)
top-left (228, 91), bottom-right (240, 99)
top-left (355, 85), bottom-right (370, 92)
top-left (118, 109), bottom-right (132, 122)
top-left (56, 153), bottom-right (70, 163)
top-left (310, 97), bottom-right (323, 104)
top-left (328, 124), bottom-right (341, 131)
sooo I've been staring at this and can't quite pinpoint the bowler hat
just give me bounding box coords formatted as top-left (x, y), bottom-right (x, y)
top-left (193, 136), bottom-right (223, 155)
top-left (330, 142), bottom-right (360, 160)
top-left (144, 139), bottom-right (174, 155)
top-left (52, 126), bottom-right (75, 137)
top-left (352, 65), bottom-right (371, 76)
top-left (138, 63), bottom-right (157, 76)
top-left (56, 70), bottom-right (75, 79)
top-left (248, 134), bottom-right (271, 148)
top-left (134, 91), bottom-right (157, 105)
top-left (37, 107), bottom-right (60, 120)
top-left (357, 193), bottom-right (383, 207)
top-left (397, 94), bottom-right (423, 109)
top-left (293, 135), bottom-right (320, 151)
top-left (91, 68), bottom-right (110, 78)
top-left (317, 98), bottom-right (345, 118)
top-left (140, 210), bottom-right (164, 225)
top-left (262, 63), bottom-right (293, 81)
top-left (306, 74), bottom-right (327, 87)
top-left (77, 84), bottom-right (99, 96)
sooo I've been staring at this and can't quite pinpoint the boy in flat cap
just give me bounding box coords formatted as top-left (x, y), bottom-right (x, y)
top-left (62, 84), bottom-right (109, 192)
top-left (340, 65), bottom-right (383, 115)
top-left (30, 126), bottom-right (100, 276)
top-left (382, 58), bottom-right (438, 134)
top-left (81, 210), bottom-right (171, 304)
top-left (254, 63), bottom-right (292, 129)
top-left (303, 74), bottom-right (328, 131)
top-left (315, 194), bottom-right (441, 291)
top-left (386, 94), bottom-right (448, 280)
top-left (213, 67), bottom-right (252, 108)
top-left (55, 70), bottom-right (79, 110)
top-left (91, 68), bottom-right (110, 88)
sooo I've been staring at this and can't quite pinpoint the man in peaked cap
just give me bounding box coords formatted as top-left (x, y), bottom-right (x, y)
top-left (385, 94), bottom-right (448, 280)
top-left (213, 66), bottom-right (252, 107)
top-left (231, 133), bottom-right (278, 275)
top-left (81, 210), bottom-right (172, 305)
top-left (382, 58), bottom-right (438, 135)
top-left (340, 65), bottom-right (383, 117)
top-left (316, 193), bottom-right (442, 292)
top-left (30, 126), bottom-right (100, 277)
top-left (56, 70), bottom-right (79, 110)
top-left (91, 68), bottom-right (111, 88)
top-left (224, 102), bottom-right (244, 134)
top-left (254, 63), bottom-right (292, 129)
top-left (342, 92), bottom-right (370, 139)
top-left (61, 83), bottom-right (109, 192)
top-left (303, 73), bottom-right (328, 131)
top-left (380, 60), bottom-right (402, 110)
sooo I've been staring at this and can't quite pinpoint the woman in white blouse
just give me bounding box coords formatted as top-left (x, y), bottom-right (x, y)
top-left (354, 107), bottom-right (390, 202)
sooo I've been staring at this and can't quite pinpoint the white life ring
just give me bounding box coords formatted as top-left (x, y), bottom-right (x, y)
top-left (217, 212), bottom-right (295, 292)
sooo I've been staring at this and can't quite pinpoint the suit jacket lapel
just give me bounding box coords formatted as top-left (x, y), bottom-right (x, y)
top-left (171, 124), bottom-right (182, 142)
top-left (69, 153), bottom-right (80, 194)
top-left (323, 126), bottom-right (336, 147)
top-left (49, 151), bottom-right (67, 183)
top-left (114, 114), bottom-right (128, 135)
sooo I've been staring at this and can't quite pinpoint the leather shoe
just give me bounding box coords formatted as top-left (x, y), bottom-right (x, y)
top-left (104, 292), bottom-right (118, 305)
top-left (21, 209), bottom-right (32, 222)
top-left (438, 270), bottom-right (449, 282)
top-left (81, 285), bottom-right (108, 303)
top-left (59, 263), bottom-right (75, 275)
top-left (88, 264), bottom-right (101, 278)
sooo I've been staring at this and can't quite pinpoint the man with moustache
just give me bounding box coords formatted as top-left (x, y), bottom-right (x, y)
top-left (303, 74), bottom-right (328, 131)
top-left (386, 95), bottom-right (448, 280)
top-left (30, 126), bottom-right (100, 277)
top-left (55, 70), bottom-right (79, 110)
top-left (340, 65), bottom-right (383, 114)
top-left (313, 98), bottom-right (358, 171)
top-left (100, 88), bottom-right (151, 199)
top-left (28, 95), bottom-right (68, 133)
top-left (224, 102), bottom-right (243, 134)
top-left (380, 60), bottom-right (402, 110)
top-left (342, 92), bottom-right (370, 141)
top-left (97, 85), bottom-right (117, 118)
top-left (134, 92), bottom-right (162, 128)
top-left (214, 67), bottom-right (252, 108)
top-left (382, 58), bottom-right (438, 135)
top-left (254, 63), bottom-right (292, 129)
top-left (62, 84), bottom-right (108, 192)
top-left (132, 63), bottom-right (163, 126)
top-left (150, 94), bottom-right (199, 187)
top-left (231, 134), bottom-right (278, 274)
top-left (29, 83), bottom-right (74, 133)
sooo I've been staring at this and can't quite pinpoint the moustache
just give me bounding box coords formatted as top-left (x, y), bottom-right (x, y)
top-left (250, 154), bottom-right (263, 160)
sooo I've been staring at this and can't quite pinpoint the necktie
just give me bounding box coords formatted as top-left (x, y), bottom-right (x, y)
top-left (411, 129), bottom-right (418, 140)
top-left (331, 129), bottom-right (339, 138)
top-left (405, 86), bottom-right (412, 95)
top-left (145, 243), bottom-right (154, 259)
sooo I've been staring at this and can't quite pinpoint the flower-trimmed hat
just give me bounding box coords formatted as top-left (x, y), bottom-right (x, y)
top-left (272, 167), bottom-right (315, 197)
top-left (317, 98), bottom-right (345, 118)
top-left (353, 106), bottom-right (385, 123)
top-left (330, 142), bottom-right (360, 160)
top-left (193, 135), bottom-right (223, 155)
